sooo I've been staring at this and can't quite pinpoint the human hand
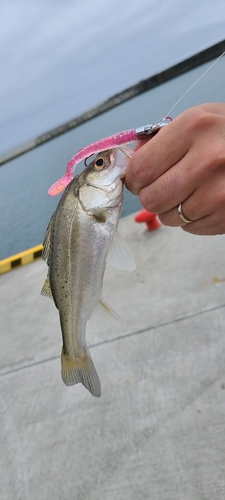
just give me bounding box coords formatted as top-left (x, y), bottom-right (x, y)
top-left (126, 103), bottom-right (225, 235)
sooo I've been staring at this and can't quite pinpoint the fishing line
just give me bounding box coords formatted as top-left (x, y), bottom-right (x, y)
top-left (166, 51), bottom-right (225, 117)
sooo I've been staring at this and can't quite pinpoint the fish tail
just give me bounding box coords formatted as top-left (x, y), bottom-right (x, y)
top-left (61, 348), bottom-right (101, 397)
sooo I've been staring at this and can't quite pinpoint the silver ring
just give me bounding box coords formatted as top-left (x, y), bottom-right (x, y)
top-left (177, 203), bottom-right (193, 224)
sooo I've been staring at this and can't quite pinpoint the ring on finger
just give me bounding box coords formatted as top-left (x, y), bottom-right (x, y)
top-left (177, 203), bottom-right (193, 224)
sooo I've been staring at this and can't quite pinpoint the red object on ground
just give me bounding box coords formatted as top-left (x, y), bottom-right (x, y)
top-left (135, 209), bottom-right (161, 231)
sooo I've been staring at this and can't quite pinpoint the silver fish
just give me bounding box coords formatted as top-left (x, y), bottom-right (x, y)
top-left (41, 147), bottom-right (135, 397)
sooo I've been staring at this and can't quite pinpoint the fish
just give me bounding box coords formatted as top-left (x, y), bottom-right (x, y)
top-left (41, 147), bottom-right (136, 397)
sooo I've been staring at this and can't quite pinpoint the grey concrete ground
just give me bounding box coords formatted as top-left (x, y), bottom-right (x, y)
top-left (1, 214), bottom-right (225, 500)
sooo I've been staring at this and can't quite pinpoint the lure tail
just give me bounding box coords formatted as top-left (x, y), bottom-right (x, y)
top-left (61, 348), bottom-right (101, 397)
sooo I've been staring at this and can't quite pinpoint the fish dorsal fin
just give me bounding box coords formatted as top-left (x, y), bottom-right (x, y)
top-left (106, 231), bottom-right (136, 271)
top-left (42, 213), bottom-right (54, 264)
top-left (41, 273), bottom-right (53, 299)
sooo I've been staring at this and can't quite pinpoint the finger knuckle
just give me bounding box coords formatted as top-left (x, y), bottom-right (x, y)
top-left (158, 212), bottom-right (175, 226)
top-left (139, 189), bottom-right (158, 213)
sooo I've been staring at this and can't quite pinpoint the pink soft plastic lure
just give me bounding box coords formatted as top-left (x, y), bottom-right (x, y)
top-left (48, 117), bottom-right (172, 196)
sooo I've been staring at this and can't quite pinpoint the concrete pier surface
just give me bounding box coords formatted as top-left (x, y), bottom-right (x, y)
top-left (1, 213), bottom-right (225, 500)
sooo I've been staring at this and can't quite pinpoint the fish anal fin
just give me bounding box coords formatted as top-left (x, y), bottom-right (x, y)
top-left (41, 273), bottom-right (53, 299)
top-left (61, 349), bottom-right (101, 398)
top-left (88, 299), bottom-right (120, 332)
top-left (107, 231), bottom-right (136, 271)
top-left (99, 299), bottom-right (120, 322)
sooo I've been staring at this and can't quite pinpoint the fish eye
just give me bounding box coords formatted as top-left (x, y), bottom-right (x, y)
top-left (96, 158), bottom-right (104, 167)
top-left (93, 155), bottom-right (110, 171)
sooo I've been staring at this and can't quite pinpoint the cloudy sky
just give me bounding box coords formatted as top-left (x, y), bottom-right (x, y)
top-left (0, 0), bottom-right (225, 155)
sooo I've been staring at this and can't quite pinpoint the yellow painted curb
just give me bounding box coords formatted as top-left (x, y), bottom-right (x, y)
top-left (0, 245), bottom-right (43, 275)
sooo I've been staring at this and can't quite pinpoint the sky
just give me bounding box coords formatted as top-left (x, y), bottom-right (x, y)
top-left (0, 0), bottom-right (225, 155)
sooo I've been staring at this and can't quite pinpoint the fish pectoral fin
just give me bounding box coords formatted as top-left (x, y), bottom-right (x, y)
top-left (41, 273), bottom-right (53, 299)
top-left (61, 349), bottom-right (101, 398)
top-left (106, 231), bottom-right (136, 272)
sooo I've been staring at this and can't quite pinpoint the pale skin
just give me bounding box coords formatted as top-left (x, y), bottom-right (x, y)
top-left (125, 103), bottom-right (225, 236)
